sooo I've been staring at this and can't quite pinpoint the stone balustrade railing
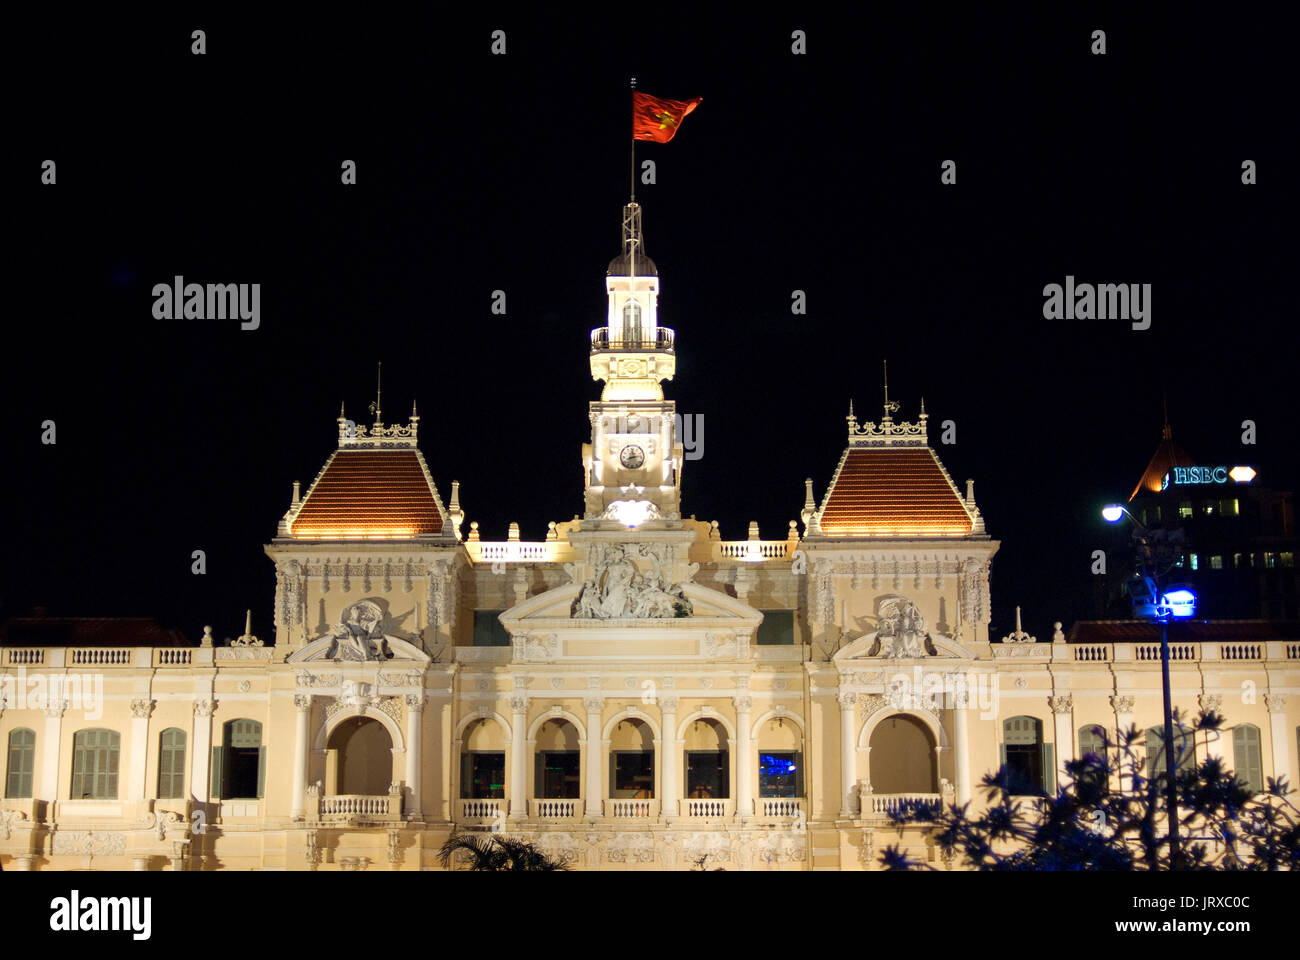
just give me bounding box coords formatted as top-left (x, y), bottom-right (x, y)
top-left (681, 798), bottom-right (735, 819)
top-left (529, 798), bottom-right (580, 819)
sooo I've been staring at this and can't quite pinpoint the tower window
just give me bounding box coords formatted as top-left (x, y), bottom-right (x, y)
top-left (622, 300), bottom-right (643, 345)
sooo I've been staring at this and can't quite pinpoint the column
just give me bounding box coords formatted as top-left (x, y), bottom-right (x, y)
top-left (191, 699), bottom-right (216, 802)
top-left (291, 695), bottom-right (312, 820)
top-left (1266, 694), bottom-right (1290, 784)
top-left (584, 697), bottom-right (604, 819)
top-left (838, 692), bottom-right (857, 816)
top-left (509, 695), bottom-right (527, 819)
top-left (405, 695), bottom-right (425, 819)
top-left (40, 704), bottom-right (65, 803)
top-left (735, 696), bottom-right (753, 818)
top-left (953, 689), bottom-right (971, 805)
top-left (660, 697), bottom-right (679, 817)
top-left (1050, 694), bottom-right (1074, 789)
top-left (1199, 694), bottom-right (1226, 762)
top-left (1110, 695), bottom-right (1135, 791)
top-left (128, 700), bottom-right (154, 802)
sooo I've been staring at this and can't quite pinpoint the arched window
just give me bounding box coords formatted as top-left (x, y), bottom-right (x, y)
top-left (1144, 724), bottom-right (1195, 781)
top-left (6, 728), bottom-right (36, 798)
top-left (1077, 723), bottom-right (1109, 795)
top-left (684, 718), bottom-right (729, 800)
top-left (609, 718), bottom-right (654, 798)
top-left (71, 729), bottom-right (121, 799)
top-left (869, 714), bottom-right (938, 794)
top-left (212, 719), bottom-right (264, 800)
top-left (757, 715), bottom-right (803, 799)
top-left (157, 728), bottom-right (187, 799)
top-left (1001, 716), bottom-right (1053, 795)
top-left (461, 718), bottom-right (505, 799)
top-left (328, 717), bottom-right (393, 796)
top-left (622, 299), bottom-right (643, 345)
top-left (1232, 724), bottom-right (1264, 794)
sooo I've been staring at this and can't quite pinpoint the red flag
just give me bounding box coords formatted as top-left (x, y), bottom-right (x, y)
top-left (632, 92), bottom-right (702, 143)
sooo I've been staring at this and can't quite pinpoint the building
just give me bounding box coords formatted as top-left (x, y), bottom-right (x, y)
top-left (2, 202), bottom-right (1298, 871)
top-left (1100, 420), bottom-right (1299, 620)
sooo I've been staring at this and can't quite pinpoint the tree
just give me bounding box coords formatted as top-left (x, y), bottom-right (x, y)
top-left (438, 832), bottom-right (567, 871)
top-left (878, 709), bottom-right (1298, 871)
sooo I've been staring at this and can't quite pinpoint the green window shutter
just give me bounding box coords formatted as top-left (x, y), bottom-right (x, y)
top-left (211, 746), bottom-right (224, 799)
top-left (1041, 743), bottom-right (1056, 794)
top-left (999, 742), bottom-right (1007, 770)
top-left (257, 746), bottom-right (267, 798)
top-left (1233, 725), bottom-right (1263, 793)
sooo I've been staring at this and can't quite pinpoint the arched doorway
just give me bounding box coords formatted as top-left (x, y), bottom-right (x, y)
top-left (327, 717), bottom-right (393, 795)
top-left (460, 718), bottom-right (506, 799)
top-left (683, 717), bottom-right (729, 799)
top-left (868, 714), bottom-right (938, 794)
top-left (609, 717), bottom-right (654, 798)
top-left (534, 718), bottom-right (581, 798)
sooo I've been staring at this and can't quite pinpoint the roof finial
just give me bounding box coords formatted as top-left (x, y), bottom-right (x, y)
top-left (411, 399), bottom-right (419, 420)
top-left (369, 361), bottom-right (382, 425)
top-left (1161, 389), bottom-right (1171, 440)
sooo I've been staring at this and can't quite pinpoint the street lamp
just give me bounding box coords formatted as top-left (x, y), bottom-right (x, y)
top-left (1102, 503), bottom-right (1197, 869)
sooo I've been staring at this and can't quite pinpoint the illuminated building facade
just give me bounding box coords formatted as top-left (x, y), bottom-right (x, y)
top-left (2, 204), bottom-right (1298, 871)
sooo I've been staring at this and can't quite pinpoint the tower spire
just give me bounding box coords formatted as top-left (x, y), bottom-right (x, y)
top-left (629, 76), bottom-right (637, 203)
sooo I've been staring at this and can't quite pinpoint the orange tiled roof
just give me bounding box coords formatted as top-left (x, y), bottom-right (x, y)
top-left (819, 448), bottom-right (973, 537)
top-left (289, 449), bottom-right (444, 539)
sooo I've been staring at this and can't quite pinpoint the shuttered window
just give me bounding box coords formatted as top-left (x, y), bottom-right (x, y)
top-left (1001, 716), bottom-right (1052, 794)
top-left (1232, 724), bottom-right (1263, 794)
top-left (6, 728), bottom-right (36, 798)
top-left (71, 729), bottom-right (121, 799)
top-left (157, 728), bottom-right (187, 799)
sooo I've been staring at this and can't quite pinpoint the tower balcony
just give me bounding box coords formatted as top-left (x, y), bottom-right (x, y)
top-left (590, 327), bottom-right (675, 354)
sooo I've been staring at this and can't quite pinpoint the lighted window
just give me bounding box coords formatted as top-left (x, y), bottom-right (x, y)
top-left (461, 752), bottom-right (505, 798)
top-left (472, 610), bottom-right (510, 646)
top-left (534, 751), bottom-right (580, 799)
top-left (70, 729), bottom-right (120, 799)
top-left (1189, 554), bottom-right (1199, 571)
top-left (157, 728), bottom-right (187, 799)
top-left (1265, 553), bottom-right (1277, 569)
top-left (6, 728), bottom-right (36, 799)
top-left (1282, 552), bottom-right (1295, 568)
top-left (1210, 556), bottom-right (1224, 570)
top-left (686, 750), bottom-right (729, 799)
top-left (1203, 501), bottom-right (1215, 515)
top-left (758, 752), bottom-right (804, 798)
top-left (757, 609), bottom-right (795, 645)
top-left (1179, 501), bottom-right (1193, 519)
top-left (1234, 553), bottom-right (1244, 568)
top-left (1221, 499), bottom-right (1239, 516)
top-left (611, 751), bottom-right (654, 797)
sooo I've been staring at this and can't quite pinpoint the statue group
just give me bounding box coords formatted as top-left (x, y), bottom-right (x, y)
top-left (572, 544), bottom-right (692, 620)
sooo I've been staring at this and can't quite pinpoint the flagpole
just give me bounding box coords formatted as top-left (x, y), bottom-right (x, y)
top-left (629, 76), bottom-right (637, 202)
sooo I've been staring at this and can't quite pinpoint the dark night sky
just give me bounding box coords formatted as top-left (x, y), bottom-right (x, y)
top-left (6, 9), bottom-right (1296, 643)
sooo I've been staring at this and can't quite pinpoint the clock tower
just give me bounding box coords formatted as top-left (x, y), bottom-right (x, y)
top-left (583, 201), bottom-right (684, 523)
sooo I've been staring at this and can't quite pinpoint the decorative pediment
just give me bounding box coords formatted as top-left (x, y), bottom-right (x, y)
top-left (834, 596), bottom-right (969, 662)
top-left (571, 541), bottom-right (693, 619)
top-left (288, 598), bottom-right (431, 664)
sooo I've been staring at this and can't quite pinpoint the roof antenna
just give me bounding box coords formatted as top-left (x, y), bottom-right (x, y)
top-left (1161, 388), bottom-right (1171, 440)
top-left (369, 361), bottom-right (382, 426)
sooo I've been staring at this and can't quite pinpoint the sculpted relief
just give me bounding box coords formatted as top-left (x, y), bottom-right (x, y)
top-left (571, 543), bottom-right (693, 620)
top-left (308, 599), bottom-right (411, 661)
top-left (866, 596), bottom-right (938, 659)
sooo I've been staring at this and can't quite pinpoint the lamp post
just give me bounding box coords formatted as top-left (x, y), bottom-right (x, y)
top-left (1102, 503), bottom-right (1192, 869)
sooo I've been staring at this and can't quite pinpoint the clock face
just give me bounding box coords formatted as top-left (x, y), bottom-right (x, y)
top-left (619, 444), bottom-right (646, 469)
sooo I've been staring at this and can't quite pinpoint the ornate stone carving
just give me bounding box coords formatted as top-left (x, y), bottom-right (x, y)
top-left (753, 831), bottom-right (807, 863)
top-left (405, 694), bottom-right (426, 711)
top-left (583, 697), bottom-right (604, 713)
top-left (773, 678), bottom-right (789, 691)
top-left (130, 699), bottom-right (155, 719)
top-left (869, 596), bottom-right (934, 658)
top-left (193, 699), bottom-right (216, 717)
top-left (1198, 694), bottom-right (1223, 713)
top-left (1049, 695), bottom-right (1073, 714)
top-left (297, 671), bottom-right (340, 687)
top-left (859, 694), bottom-right (890, 717)
top-left (513, 634), bottom-right (559, 662)
top-left (1110, 695), bottom-right (1135, 715)
top-left (1265, 693), bottom-right (1288, 713)
top-left (378, 671), bottom-right (422, 687)
top-left (683, 832), bottom-right (731, 864)
top-left (733, 695), bottom-right (753, 712)
top-left (605, 832), bottom-right (655, 863)
top-left (0, 807), bottom-right (29, 839)
top-left (509, 695), bottom-right (529, 713)
top-left (309, 599), bottom-right (396, 661)
top-left (811, 559), bottom-right (835, 626)
top-left (702, 633), bottom-right (741, 659)
top-left (658, 695), bottom-right (680, 712)
top-left (534, 832), bottom-right (581, 866)
top-left (294, 694), bottom-right (313, 711)
top-left (838, 691), bottom-right (858, 709)
top-left (571, 543), bottom-right (693, 619)
top-left (154, 810), bottom-right (187, 842)
top-left (52, 830), bottom-right (126, 856)
top-left (550, 677), bottom-right (565, 689)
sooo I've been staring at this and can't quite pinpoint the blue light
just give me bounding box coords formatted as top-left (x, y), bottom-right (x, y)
top-left (1160, 589), bottom-right (1197, 619)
